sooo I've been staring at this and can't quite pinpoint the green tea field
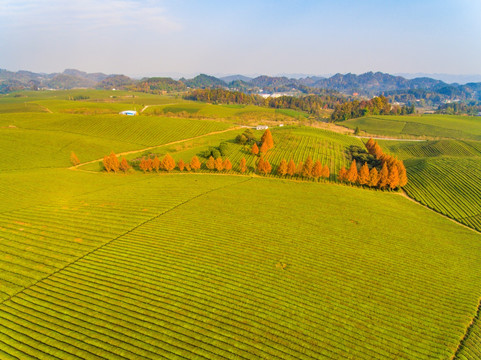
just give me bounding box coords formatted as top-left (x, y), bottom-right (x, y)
top-left (377, 139), bottom-right (481, 233)
top-left (1, 90), bottom-right (481, 359)
top-left (342, 114), bottom-right (481, 140)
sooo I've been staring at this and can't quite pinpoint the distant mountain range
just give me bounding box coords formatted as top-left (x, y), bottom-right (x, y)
top-left (1, 68), bottom-right (480, 105)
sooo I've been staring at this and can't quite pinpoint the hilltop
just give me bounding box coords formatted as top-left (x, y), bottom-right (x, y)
top-left (2, 68), bottom-right (481, 107)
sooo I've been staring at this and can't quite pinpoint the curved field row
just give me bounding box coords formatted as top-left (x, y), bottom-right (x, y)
top-left (404, 158), bottom-right (481, 232)
top-left (12, 113), bottom-right (233, 147)
top-left (342, 115), bottom-right (481, 140)
top-left (1, 177), bottom-right (481, 359)
top-left (378, 139), bottom-right (481, 160)
top-left (0, 128), bottom-right (142, 171)
top-left (456, 309), bottom-right (481, 360)
top-left (143, 102), bottom-right (307, 122)
top-left (0, 175), bottom-right (243, 302)
top-left (191, 127), bottom-right (363, 177)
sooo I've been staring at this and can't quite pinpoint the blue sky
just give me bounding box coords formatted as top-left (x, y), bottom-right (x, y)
top-left (0, 0), bottom-right (480, 77)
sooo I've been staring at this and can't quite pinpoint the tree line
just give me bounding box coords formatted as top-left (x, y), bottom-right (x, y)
top-left (96, 130), bottom-right (407, 192)
top-left (338, 138), bottom-right (408, 189)
top-left (330, 95), bottom-right (415, 122)
top-left (436, 102), bottom-right (481, 116)
top-left (184, 89), bottom-right (346, 117)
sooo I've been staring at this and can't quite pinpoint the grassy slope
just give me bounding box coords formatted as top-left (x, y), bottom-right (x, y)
top-left (82, 126), bottom-right (364, 177)
top-left (143, 102), bottom-right (310, 124)
top-left (0, 174), bottom-right (481, 359)
top-left (0, 112), bottom-right (234, 171)
top-left (342, 114), bottom-right (481, 140)
top-left (2, 91), bottom-right (481, 359)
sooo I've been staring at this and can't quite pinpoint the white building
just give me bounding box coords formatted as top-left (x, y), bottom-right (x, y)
top-left (256, 125), bottom-right (268, 130)
top-left (120, 110), bottom-right (137, 116)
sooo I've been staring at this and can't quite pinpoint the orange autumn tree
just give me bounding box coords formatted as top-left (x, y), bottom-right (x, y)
top-left (397, 160), bottom-right (408, 187)
top-left (162, 154), bottom-right (176, 171)
top-left (109, 151), bottom-right (120, 173)
top-left (70, 151), bottom-right (80, 166)
top-left (312, 160), bottom-right (322, 179)
top-left (321, 165), bottom-right (330, 179)
top-left (302, 156), bottom-right (313, 178)
top-left (223, 158), bottom-right (232, 171)
top-left (346, 160), bottom-right (358, 183)
top-left (338, 167), bottom-right (348, 182)
top-left (260, 141), bottom-right (269, 154)
top-left (256, 157), bottom-right (265, 173)
top-left (177, 159), bottom-right (185, 171)
top-left (251, 143), bottom-right (259, 155)
top-left (214, 157), bottom-right (224, 171)
top-left (296, 161), bottom-right (304, 176)
top-left (368, 167), bottom-right (379, 187)
top-left (190, 156), bottom-right (201, 171)
top-left (146, 158), bottom-right (153, 172)
top-left (120, 157), bottom-right (131, 173)
top-left (239, 157), bottom-right (247, 173)
top-left (277, 159), bottom-right (288, 176)
top-left (287, 159), bottom-right (296, 176)
top-left (206, 156), bottom-right (215, 170)
top-left (152, 156), bottom-right (160, 172)
top-left (260, 129), bottom-right (274, 150)
top-left (257, 157), bottom-right (271, 175)
top-left (103, 155), bottom-right (111, 172)
top-left (378, 162), bottom-right (389, 189)
top-left (139, 157), bottom-right (148, 173)
top-left (388, 164), bottom-right (400, 190)
top-left (358, 163), bottom-right (370, 185)
top-left (262, 159), bottom-right (272, 175)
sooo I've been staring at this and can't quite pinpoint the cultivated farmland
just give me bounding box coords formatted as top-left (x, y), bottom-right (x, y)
top-left (342, 114), bottom-right (481, 140)
top-left (1, 90), bottom-right (481, 359)
top-left (1, 175), bottom-right (481, 359)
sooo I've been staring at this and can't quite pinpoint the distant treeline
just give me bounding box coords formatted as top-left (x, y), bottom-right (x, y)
top-left (436, 102), bottom-right (481, 116)
top-left (330, 96), bottom-right (415, 122)
top-left (184, 89), bottom-right (346, 117)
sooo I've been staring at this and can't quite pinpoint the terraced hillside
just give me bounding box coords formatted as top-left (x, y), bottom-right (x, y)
top-left (1, 174), bottom-right (481, 359)
top-left (103, 126), bottom-right (364, 179)
top-left (2, 91), bottom-right (481, 359)
top-left (143, 102), bottom-right (309, 124)
top-left (403, 157), bottom-right (481, 232)
top-left (342, 114), bottom-right (481, 140)
top-left (376, 139), bottom-right (481, 233)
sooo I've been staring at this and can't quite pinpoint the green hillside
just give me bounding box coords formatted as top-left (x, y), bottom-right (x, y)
top-left (342, 114), bottom-right (481, 140)
top-left (1, 174), bottom-right (481, 359)
top-left (1, 90), bottom-right (481, 359)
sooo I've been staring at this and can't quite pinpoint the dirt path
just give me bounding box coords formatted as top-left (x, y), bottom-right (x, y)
top-left (355, 135), bottom-right (426, 142)
top-left (69, 127), bottom-right (241, 170)
top-left (398, 190), bottom-right (480, 234)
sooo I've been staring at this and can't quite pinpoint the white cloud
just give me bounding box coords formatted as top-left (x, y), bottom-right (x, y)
top-left (0, 0), bottom-right (181, 34)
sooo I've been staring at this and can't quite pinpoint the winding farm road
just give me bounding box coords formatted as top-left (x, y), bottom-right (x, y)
top-left (69, 126), bottom-right (242, 170)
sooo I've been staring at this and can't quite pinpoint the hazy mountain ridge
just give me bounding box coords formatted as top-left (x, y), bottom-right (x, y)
top-left (1, 68), bottom-right (480, 104)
